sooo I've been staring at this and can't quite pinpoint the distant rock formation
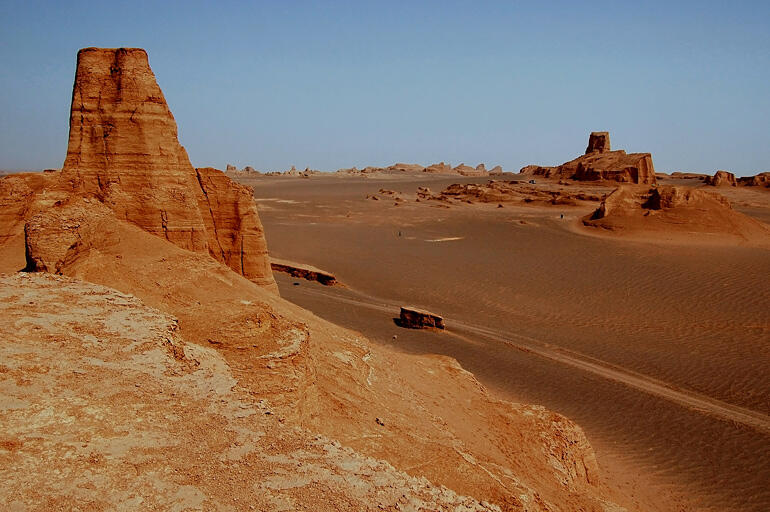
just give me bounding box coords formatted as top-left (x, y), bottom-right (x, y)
top-left (399, 306), bottom-right (445, 330)
top-left (335, 162), bottom-right (499, 177)
top-left (424, 162), bottom-right (452, 173)
top-left (583, 185), bottom-right (770, 244)
top-left (705, 170), bottom-right (737, 187)
top-left (738, 172), bottom-right (770, 189)
top-left (489, 165), bottom-right (504, 175)
top-left (520, 132), bottom-right (656, 184)
top-left (670, 172), bottom-right (708, 180)
top-left (264, 166), bottom-right (321, 177)
top-left (432, 181), bottom-right (601, 206)
top-left (452, 163), bottom-right (489, 176)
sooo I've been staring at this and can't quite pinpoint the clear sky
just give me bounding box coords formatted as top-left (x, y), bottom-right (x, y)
top-left (1, 0), bottom-right (768, 175)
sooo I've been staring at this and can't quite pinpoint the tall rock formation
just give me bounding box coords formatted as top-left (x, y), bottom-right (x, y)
top-left (58, 48), bottom-right (276, 292)
top-left (61, 48), bottom-right (209, 251)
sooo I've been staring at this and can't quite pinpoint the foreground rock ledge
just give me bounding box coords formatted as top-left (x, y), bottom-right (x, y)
top-left (270, 257), bottom-right (339, 286)
top-left (0, 273), bottom-right (495, 511)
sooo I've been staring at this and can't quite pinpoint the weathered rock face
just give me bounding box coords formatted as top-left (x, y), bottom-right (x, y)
top-left (196, 167), bottom-right (275, 290)
top-left (24, 199), bottom-right (119, 274)
top-left (57, 47), bottom-right (276, 292)
top-left (520, 132), bottom-right (656, 185)
top-left (489, 165), bottom-right (504, 175)
top-left (705, 170), bottom-right (737, 187)
top-left (585, 131), bottom-right (610, 154)
top-left (0, 173), bottom-right (55, 246)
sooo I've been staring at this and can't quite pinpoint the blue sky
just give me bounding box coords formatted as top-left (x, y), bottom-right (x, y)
top-left (1, 0), bottom-right (768, 175)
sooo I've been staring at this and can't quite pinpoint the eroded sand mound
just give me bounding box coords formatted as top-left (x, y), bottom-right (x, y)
top-left (583, 185), bottom-right (770, 244)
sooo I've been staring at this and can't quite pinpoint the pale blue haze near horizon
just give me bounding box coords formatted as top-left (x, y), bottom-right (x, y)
top-left (1, 0), bottom-right (768, 176)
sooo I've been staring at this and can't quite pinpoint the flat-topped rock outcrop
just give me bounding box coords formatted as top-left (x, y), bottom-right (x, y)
top-left (520, 132), bottom-right (656, 185)
top-left (399, 306), bottom-right (446, 329)
top-left (270, 257), bottom-right (339, 286)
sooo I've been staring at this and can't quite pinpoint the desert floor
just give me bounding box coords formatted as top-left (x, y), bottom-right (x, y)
top-left (237, 173), bottom-right (770, 512)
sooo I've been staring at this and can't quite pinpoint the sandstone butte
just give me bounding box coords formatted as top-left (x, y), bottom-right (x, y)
top-left (0, 48), bottom-right (623, 510)
top-left (520, 131), bottom-right (656, 185)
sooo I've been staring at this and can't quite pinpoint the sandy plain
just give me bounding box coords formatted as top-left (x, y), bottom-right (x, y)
top-left (234, 172), bottom-right (770, 512)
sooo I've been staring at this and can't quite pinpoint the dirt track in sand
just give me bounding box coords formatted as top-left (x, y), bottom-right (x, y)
top-left (289, 283), bottom-right (770, 435)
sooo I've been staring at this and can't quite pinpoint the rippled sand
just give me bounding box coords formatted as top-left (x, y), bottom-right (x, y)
top-left (241, 174), bottom-right (770, 512)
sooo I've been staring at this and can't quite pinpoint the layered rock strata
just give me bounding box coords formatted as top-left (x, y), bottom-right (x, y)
top-left (1, 47), bottom-right (276, 291)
